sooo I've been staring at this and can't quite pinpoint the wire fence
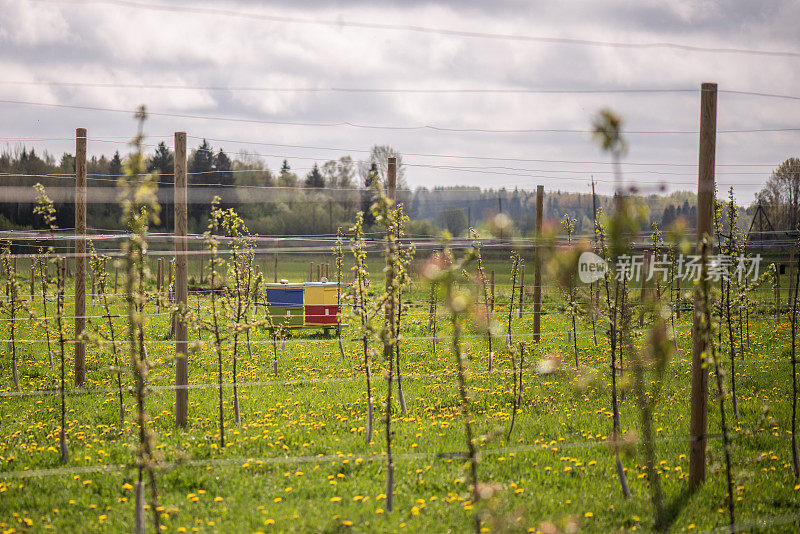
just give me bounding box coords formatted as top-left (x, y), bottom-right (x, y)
top-left (2, 7), bottom-right (800, 530)
top-left (0, 430), bottom-right (781, 482)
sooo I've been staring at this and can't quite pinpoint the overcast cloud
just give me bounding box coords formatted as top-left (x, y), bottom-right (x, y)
top-left (1, 0), bottom-right (799, 201)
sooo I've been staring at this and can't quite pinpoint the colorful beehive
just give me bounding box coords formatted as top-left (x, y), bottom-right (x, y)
top-left (264, 281), bottom-right (340, 328)
top-left (303, 282), bottom-right (340, 325)
top-left (265, 283), bottom-right (305, 328)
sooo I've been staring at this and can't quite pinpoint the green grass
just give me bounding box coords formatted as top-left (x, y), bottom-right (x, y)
top-left (1, 260), bottom-right (799, 533)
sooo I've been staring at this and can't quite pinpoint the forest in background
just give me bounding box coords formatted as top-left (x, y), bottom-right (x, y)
top-left (1, 141), bottom-right (797, 240)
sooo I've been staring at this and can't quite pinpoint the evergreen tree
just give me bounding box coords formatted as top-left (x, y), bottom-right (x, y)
top-left (662, 204), bottom-right (676, 227)
top-left (109, 151), bottom-right (122, 176)
top-left (148, 142), bottom-right (173, 175)
top-left (148, 142), bottom-right (174, 230)
top-left (189, 140), bottom-right (215, 178)
top-left (278, 160), bottom-right (298, 187)
top-left (188, 140), bottom-right (215, 222)
top-left (59, 153), bottom-right (75, 173)
top-left (213, 149), bottom-right (233, 186)
top-left (305, 163), bottom-right (325, 188)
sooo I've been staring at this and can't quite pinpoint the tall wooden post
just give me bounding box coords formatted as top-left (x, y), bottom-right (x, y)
top-left (517, 264), bottom-right (525, 318)
top-left (689, 82), bottom-right (717, 488)
top-left (74, 127), bottom-right (87, 386)
top-left (174, 132), bottom-right (189, 428)
top-left (776, 263), bottom-right (782, 323)
top-left (533, 185), bottom-right (544, 342)
top-left (274, 253), bottom-right (278, 283)
top-left (788, 252), bottom-right (795, 307)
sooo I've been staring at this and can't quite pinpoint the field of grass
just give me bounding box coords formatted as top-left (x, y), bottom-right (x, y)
top-left (1, 257), bottom-right (799, 533)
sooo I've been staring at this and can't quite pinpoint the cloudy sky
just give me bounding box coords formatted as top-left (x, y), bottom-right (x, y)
top-left (1, 0), bottom-right (799, 201)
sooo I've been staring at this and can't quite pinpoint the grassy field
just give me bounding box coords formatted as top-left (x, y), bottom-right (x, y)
top-left (1, 257), bottom-right (799, 533)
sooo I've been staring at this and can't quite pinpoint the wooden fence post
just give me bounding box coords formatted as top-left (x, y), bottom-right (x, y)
top-left (74, 127), bottom-right (87, 386)
top-left (788, 252), bottom-right (795, 307)
top-left (689, 82), bottom-right (717, 489)
top-left (533, 184), bottom-right (544, 342)
top-left (776, 263), bottom-right (782, 323)
top-left (517, 264), bottom-right (525, 318)
top-left (174, 131), bottom-right (189, 428)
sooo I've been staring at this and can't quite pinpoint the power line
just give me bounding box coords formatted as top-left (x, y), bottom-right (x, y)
top-left (1, 98), bottom-right (798, 135)
top-left (41, 0), bottom-right (800, 59)
top-left (720, 90), bottom-right (800, 102)
top-left (5, 80), bottom-right (800, 102)
top-left (0, 80), bottom-right (699, 94)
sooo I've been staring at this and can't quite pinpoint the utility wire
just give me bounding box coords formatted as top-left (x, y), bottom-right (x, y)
top-left (4, 80), bottom-right (800, 102)
top-left (40, 0), bottom-right (800, 59)
top-left (1, 98), bottom-right (798, 135)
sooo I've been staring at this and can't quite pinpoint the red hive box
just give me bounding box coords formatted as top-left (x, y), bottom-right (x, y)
top-left (304, 304), bottom-right (340, 325)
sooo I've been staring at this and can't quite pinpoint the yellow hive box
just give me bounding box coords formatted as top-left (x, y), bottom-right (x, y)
top-left (304, 282), bottom-right (339, 305)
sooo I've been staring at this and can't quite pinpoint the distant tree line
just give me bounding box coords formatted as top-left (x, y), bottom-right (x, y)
top-left (2, 144), bottom-right (795, 242)
top-left (753, 158), bottom-right (800, 238)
